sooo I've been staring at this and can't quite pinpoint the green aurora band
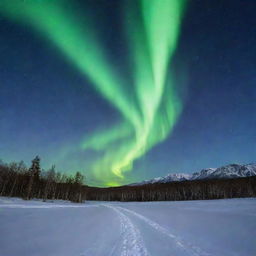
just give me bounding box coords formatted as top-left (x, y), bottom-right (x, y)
top-left (0, 0), bottom-right (187, 186)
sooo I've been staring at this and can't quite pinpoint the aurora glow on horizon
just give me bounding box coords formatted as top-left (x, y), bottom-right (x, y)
top-left (1, 0), bottom-right (255, 187)
top-left (0, 0), bottom-right (187, 186)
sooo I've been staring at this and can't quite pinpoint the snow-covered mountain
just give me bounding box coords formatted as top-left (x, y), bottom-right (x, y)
top-left (133, 173), bottom-right (191, 185)
top-left (191, 168), bottom-right (217, 180)
top-left (132, 163), bottom-right (256, 185)
top-left (203, 163), bottom-right (256, 179)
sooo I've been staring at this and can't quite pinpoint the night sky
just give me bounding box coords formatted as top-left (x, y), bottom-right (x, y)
top-left (0, 0), bottom-right (255, 187)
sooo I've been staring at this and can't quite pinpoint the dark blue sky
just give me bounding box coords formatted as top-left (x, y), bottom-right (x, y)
top-left (0, 0), bottom-right (255, 185)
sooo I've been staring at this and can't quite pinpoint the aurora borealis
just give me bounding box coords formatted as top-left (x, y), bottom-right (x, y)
top-left (0, 0), bottom-right (186, 185)
top-left (82, 0), bottom-right (187, 184)
top-left (0, 0), bottom-right (255, 186)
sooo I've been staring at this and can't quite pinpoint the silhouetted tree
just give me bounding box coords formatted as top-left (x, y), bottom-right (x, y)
top-left (9, 161), bottom-right (26, 197)
top-left (73, 171), bottom-right (84, 202)
top-left (26, 156), bottom-right (41, 200)
top-left (43, 165), bottom-right (55, 201)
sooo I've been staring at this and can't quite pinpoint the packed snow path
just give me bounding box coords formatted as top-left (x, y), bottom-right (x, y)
top-left (104, 204), bottom-right (210, 256)
top-left (104, 204), bottom-right (149, 256)
top-left (0, 197), bottom-right (256, 256)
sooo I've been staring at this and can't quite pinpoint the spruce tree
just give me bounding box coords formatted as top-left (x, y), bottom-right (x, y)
top-left (26, 156), bottom-right (41, 200)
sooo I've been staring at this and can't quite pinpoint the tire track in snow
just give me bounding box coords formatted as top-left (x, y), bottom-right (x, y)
top-left (116, 206), bottom-right (211, 256)
top-left (104, 205), bottom-right (150, 256)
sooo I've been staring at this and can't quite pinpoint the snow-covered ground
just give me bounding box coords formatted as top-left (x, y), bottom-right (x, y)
top-left (0, 197), bottom-right (255, 256)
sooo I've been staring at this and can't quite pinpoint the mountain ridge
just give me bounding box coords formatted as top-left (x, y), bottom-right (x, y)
top-left (131, 163), bottom-right (256, 186)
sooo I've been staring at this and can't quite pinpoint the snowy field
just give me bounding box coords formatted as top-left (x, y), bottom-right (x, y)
top-left (0, 197), bottom-right (255, 256)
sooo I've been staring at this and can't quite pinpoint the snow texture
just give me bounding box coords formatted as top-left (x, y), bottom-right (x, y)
top-left (0, 197), bottom-right (255, 256)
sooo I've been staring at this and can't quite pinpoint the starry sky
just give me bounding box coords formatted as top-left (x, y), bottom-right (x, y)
top-left (0, 0), bottom-right (255, 187)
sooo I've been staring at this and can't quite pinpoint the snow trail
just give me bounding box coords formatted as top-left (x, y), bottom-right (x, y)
top-left (116, 206), bottom-right (211, 256)
top-left (104, 205), bottom-right (150, 256)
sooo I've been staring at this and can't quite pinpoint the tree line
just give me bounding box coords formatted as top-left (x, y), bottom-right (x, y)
top-left (0, 156), bottom-right (86, 203)
top-left (1, 157), bottom-right (255, 203)
top-left (86, 176), bottom-right (256, 201)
